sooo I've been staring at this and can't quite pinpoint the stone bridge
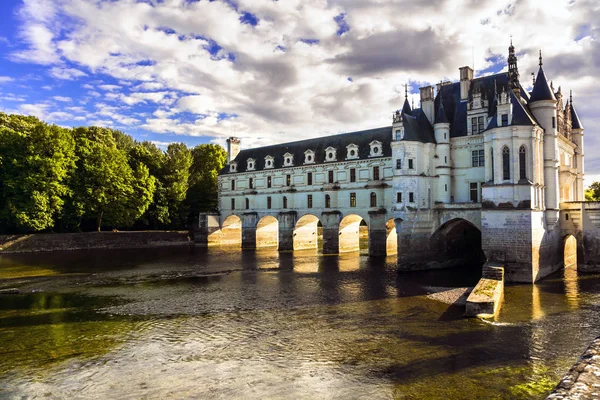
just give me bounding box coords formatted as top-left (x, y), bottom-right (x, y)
top-left (560, 201), bottom-right (600, 272)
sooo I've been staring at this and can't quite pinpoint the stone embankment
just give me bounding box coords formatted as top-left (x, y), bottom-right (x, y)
top-left (0, 231), bottom-right (191, 253)
top-left (546, 337), bottom-right (600, 399)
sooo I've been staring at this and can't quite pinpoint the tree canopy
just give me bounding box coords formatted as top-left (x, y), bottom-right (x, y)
top-left (0, 112), bottom-right (227, 233)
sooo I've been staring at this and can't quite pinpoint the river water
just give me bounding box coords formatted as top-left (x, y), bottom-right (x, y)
top-left (0, 246), bottom-right (599, 399)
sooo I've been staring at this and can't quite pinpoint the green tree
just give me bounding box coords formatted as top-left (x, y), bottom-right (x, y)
top-left (161, 143), bottom-right (192, 228)
top-left (185, 143), bottom-right (227, 219)
top-left (69, 127), bottom-right (155, 231)
top-left (0, 113), bottom-right (76, 233)
top-left (586, 182), bottom-right (600, 201)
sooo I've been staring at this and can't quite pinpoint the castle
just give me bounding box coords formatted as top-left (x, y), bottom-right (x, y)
top-left (201, 42), bottom-right (587, 283)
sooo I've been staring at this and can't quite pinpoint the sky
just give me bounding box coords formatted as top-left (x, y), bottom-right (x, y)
top-left (0, 0), bottom-right (599, 183)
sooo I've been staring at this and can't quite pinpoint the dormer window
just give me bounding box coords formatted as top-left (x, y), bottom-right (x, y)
top-left (265, 155), bottom-right (274, 169)
top-left (283, 152), bottom-right (294, 167)
top-left (346, 144), bottom-right (359, 160)
top-left (229, 161), bottom-right (237, 173)
top-left (395, 128), bottom-right (404, 141)
top-left (304, 149), bottom-right (315, 164)
top-left (247, 158), bottom-right (255, 171)
top-left (369, 140), bottom-right (382, 157)
top-left (325, 146), bottom-right (337, 162)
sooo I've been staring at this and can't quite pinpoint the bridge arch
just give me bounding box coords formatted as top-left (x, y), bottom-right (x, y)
top-left (256, 215), bottom-right (278, 248)
top-left (294, 214), bottom-right (322, 251)
top-left (218, 214), bottom-right (242, 246)
top-left (563, 234), bottom-right (577, 268)
top-left (430, 218), bottom-right (485, 268)
top-left (339, 214), bottom-right (368, 253)
top-left (386, 218), bottom-right (397, 255)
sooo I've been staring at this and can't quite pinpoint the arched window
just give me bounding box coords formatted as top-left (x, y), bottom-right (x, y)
top-left (325, 194), bottom-right (331, 208)
top-left (519, 146), bottom-right (527, 180)
top-left (490, 148), bottom-right (494, 182)
top-left (283, 196), bottom-right (287, 209)
top-left (370, 192), bottom-right (377, 207)
top-left (502, 146), bottom-right (510, 181)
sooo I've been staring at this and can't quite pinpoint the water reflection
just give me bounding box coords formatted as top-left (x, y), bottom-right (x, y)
top-left (1, 246), bottom-right (600, 399)
top-left (564, 265), bottom-right (580, 310)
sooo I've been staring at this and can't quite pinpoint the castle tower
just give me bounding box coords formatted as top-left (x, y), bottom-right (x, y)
top-left (528, 50), bottom-right (559, 226)
top-left (507, 38), bottom-right (521, 96)
top-left (570, 91), bottom-right (585, 200)
top-left (433, 93), bottom-right (451, 203)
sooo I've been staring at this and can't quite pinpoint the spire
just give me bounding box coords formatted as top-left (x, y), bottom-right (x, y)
top-left (529, 49), bottom-right (556, 103)
top-left (401, 98), bottom-right (412, 116)
top-left (570, 90), bottom-right (583, 130)
top-left (539, 49), bottom-right (543, 67)
top-left (435, 97), bottom-right (449, 124)
top-left (507, 38), bottom-right (520, 94)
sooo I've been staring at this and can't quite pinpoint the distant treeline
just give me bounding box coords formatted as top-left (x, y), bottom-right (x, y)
top-left (0, 112), bottom-right (227, 233)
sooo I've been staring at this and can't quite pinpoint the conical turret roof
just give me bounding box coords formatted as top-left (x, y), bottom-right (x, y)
top-left (570, 100), bottom-right (583, 130)
top-left (530, 67), bottom-right (556, 102)
top-left (401, 98), bottom-right (412, 116)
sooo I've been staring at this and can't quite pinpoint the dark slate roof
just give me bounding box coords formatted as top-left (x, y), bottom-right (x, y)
top-left (401, 98), bottom-right (412, 115)
top-left (221, 126), bottom-right (392, 174)
top-left (509, 90), bottom-right (537, 126)
top-left (529, 67), bottom-right (556, 102)
top-left (401, 109), bottom-right (436, 143)
top-left (571, 102), bottom-right (583, 130)
top-left (434, 92), bottom-right (449, 124)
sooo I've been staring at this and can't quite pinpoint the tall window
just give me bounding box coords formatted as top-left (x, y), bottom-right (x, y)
top-left (286, 174), bottom-right (291, 186)
top-left (328, 170), bottom-right (334, 183)
top-left (307, 194), bottom-right (313, 208)
top-left (231, 198), bottom-right (235, 209)
top-left (373, 166), bottom-right (380, 180)
top-left (471, 116), bottom-right (485, 134)
top-left (267, 176), bottom-right (272, 188)
top-left (350, 192), bottom-right (356, 207)
top-left (231, 179), bottom-right (235, 190)
top-left (408, 159), bottom-right (414, 169)
top-left (370, 192), bottom-right (377, 207)
top-left (325, 194), bottom-right (331, 208)
top-left (409, 192), bottom-right (414, 203)
top-left (249, 178), bottom-right (253, 189)
top-left (502, 146), bottom-right (510, 180)
top-left (397, 192), bottom-right (402, 203)
top-left (283, 196), bottom-right (287, 209)
top-left (470, 182), bottom-right (478, 202)
top-left (519, 146), bottom-right (527, 180)
top-left (245, 198), bottom-right (249, 209)
top-left (501, 114), bottom-right (508, 126)
top-left (350, 168), bottom-right (356, 182)
top-left (472, 150), bottom-right (485, 167)
top-left (307, 172), bottom-right (312, 185)
top-left (396, 159), bottom-right (402, 169)
top-left (267, 196), bottom-right (272, 209)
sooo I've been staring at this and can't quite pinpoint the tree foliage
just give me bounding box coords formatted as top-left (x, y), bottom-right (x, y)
top-left (0, 112), bottom-right (225, 233)
top-left (585, 182), bottom-right (600, 201)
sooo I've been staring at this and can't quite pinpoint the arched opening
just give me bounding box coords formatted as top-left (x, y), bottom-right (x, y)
top-left (502, 146), bottom-right (510, 181)
top-left (430, 218), bottom-right (485, 270)
top-left (216, 215), bottom-right (242, 246)
top-left (386, 218), bottom-right (397, 255)
top-left (519, 145), bottom-right (527, 181)
top-left (256, 216), bottom-right (278, 248)
top-left (564, 235), bottom-right (577, 268)
top-left (339, 214), bottom-right (368, 254)
top-left (294, 214), bottom-right (322, 251)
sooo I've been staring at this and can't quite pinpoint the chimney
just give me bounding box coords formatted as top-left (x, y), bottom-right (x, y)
top-left (459, 66), bottom-right (473, 101)
top-left (226, 137), bottom-right (241, 163)
top-left (419, 85), bottom-right (435, 125)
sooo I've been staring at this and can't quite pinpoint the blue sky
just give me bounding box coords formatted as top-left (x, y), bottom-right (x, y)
top-left (0, 0), bottom-right (599, 182)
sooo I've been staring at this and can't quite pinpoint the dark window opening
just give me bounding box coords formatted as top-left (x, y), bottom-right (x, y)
top-left (231, 198), bottom-right (235, 210)
top-left (408, 159), bottom-right (414, 169)
top-left (283, 196), bottom-right (287, 209)
top-left (350, 192), bottom-right (356, 207)
top-left (470, 182), bottom-right (478, 202)
top-left (519, 146), bottom-right (527, 180)
top-left (502, 147), bottom-right (510, 180)
top-left (249, 178), bottom-right (253, 189)
top-left (267, 176), bottom-right (272, 188)
top-left (286, 174), bottom-right (291, 186)
top-left (328, 170), bottom-right (334, 183)
top-left (397, 192), bottom-right (402, 203)
top-left (267, 196), bottom-right (272, 209)
top-left (472, 149), bottom-right (485, 167)
top-left (325, 194), bottom-right (331, 208)
top-left (350, 168), bottom-right (356, 182)
top-left (307, 194), bottom-right (313, 208)
top-left (307, 172), bottom-right (312, 185)
top-left (396, 159), bottom-right (402, 169)
top-left (409, 192), bottom-right (414, 203)
top-left (231, 180), bottom-right (235, 190)
top-left (373, 166), bottom-right (380, 181)
top-left (370, 192), bottom-right (377, 207)
top-left (501, 114), bottom-right (508, 126)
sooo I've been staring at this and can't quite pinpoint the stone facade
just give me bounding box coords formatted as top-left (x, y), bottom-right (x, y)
top-left (204, 42), bottom-right (586, 283)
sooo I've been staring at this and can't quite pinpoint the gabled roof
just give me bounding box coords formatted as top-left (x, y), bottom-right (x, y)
top-left (221, 126), bottom-right (392, 174)
top-left (529, 67), bottom-right (556, 102)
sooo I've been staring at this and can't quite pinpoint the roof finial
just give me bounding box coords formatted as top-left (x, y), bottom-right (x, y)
top-left (404, 83), bottom-right (408, 99)
top-left (570, 89), bottom-right (573, 104)
top-left (411, 97), bottom-right (414, 109)
top-left (539, 50), bottom-right (543, 67)
top-left (531, 72), bottom-right (535, 85)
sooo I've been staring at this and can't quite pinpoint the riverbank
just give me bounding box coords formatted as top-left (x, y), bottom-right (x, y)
top-left (0, 231), bottom-right (191, 253)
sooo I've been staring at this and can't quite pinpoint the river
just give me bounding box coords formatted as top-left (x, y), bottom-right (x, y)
top-left (0, 246), bottom-right (599, 399)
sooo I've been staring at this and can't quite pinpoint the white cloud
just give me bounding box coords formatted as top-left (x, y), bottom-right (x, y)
top-left (98, 84), bottom-right (121, 91)
top-left (133, 82), bottom-right (164, 91)
top-left (0, 76), bottom-right (14, 84)
top-left (52, 96), bottom-right (71, 102)
top-left (49, 66), bottom-right (87, 80)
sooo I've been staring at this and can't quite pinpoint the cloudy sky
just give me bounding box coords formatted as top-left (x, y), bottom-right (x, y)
top-left (0, 0), bottom-right (598, 181)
